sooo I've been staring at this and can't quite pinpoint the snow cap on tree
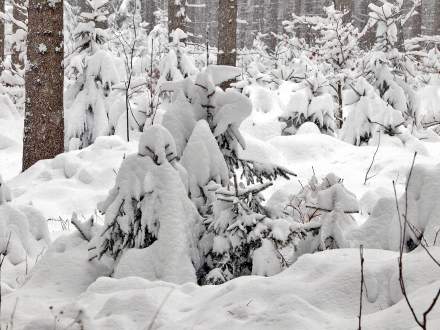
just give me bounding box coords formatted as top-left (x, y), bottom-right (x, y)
top-left (181, 120), bottom-right (229, 208)
top-left (0, 175), bottom-right (12, 204)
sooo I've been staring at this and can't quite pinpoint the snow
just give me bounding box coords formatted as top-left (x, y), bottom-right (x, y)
top-left (6, 136), bottom-right (137, 220)
top-left (138, 124), bottom-right (177, 164)
top-left (3, 4), bottom-right (440, 328)
top-left (0, 95), bottom-right (22, 180)
top-left (2, 107), bottom-right (440, 328)
top-left (181, 120), bottom-right (229, 206)
top-left (113, 161), bottom-right (202, 284)
top-left (3, 242), bottom-right (440, 329)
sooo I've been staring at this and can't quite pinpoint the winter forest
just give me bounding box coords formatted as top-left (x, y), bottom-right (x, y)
top-left (1, 0), bottom-right (440, 329)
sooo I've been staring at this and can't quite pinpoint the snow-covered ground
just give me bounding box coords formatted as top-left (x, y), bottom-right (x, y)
top-left (1, 103), bottom-right (440, 329)
top-left (2, 0), bottom-right (440, 327)
top-left (2, 241), bottom-right (439, 330)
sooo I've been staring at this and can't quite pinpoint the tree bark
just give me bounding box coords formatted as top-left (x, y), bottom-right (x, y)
top-left (217, 0), bottom-right (237, 66)
top-left (0, 0), bottom-right (4, 64)
top-left (140, 0), bottom-right (156, 33)
top-left (402, 0), bottom-right (421, 39)
top-left (333, 0), bottom-right (352, 22)
top-left (12, 0), bottom-right (26, 69)
top-left (168, 0), bottom-right (186, 36)
top-left (267, 0), bottom-right (279, 51)
top-left (217, 0), bottom-right (237, 89)
top-left (23, 0), bottom-right (64, 171)
top-left (336, 82), bottom-right (343, 129)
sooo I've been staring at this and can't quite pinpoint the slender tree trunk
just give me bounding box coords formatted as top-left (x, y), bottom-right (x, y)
top-left (0, 0), bottom-right (4, 65)
top-left (217, 0), bottom-right (237, 66)
top-left (12, 0), bottom-right (26, 69)
top-left (168, 0), bottom-right (186, 36)
top-left (337, 82), bottom-right (343, 129)
top-left (23, 0), bottom-right (64, 171)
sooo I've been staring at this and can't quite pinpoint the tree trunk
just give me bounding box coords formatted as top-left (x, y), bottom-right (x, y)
top-left (333, 0), bottom-right (351, 12)
top-left (168, 0), bottom-right (186, 36)
top-left (333, 0), bottom-right (352, 22)
top-left (267, 0), bottom-right (279, 51)
top-left (23, 0), bottom-right (64, 171)
top-left (217, 0), bottom-right (237, 89)
top-left (217, 0), bottom-right (237, 66)
top-left (12, 0), bottom-right (26, 69)
top-left (421, 0), bottom-right (440, 36)
top-left (336, 82), bottom-right (343, 129)
top-left (402, 1), bottom-right (421, 39)
top-left (0, 0), bottom-right (4, 64)
top-left (141, 0), bottom-right (156, 33)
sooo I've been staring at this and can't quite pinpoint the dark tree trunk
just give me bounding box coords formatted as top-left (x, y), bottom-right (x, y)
top-left (435, 0), bottom-right (440, 36)
top-left (333, 0), bottom-right (351, 12)
top-left (294, 0), bottom-right (302, 15)
top-left (12, 0), bottom-right (26, 69)
top-left (217, 0), bottom-right (237, 89)
top-left (267, 0), bottom-right (279, 51)
top-left (402, 1), bottom-right (421, 39)
top-left (217, 0), bottom-right (237, 66)
top-left (168, 0), bottom-right (186, 36)
top-left (336, 82), bottom-right (343, 129)
top-left (23, 0), bottom-right (64, 171)
top-left (141, 0), bottom-right (156, 34)
top-left (0, 0), bottom-right (4, 64)
top-left (333, 0), bottom-right (352, 22)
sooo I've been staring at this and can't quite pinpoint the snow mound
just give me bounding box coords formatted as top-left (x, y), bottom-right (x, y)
top-left (0, 204), bottom-right (50, 265)
top-left (348, 163), bottom-right (440, 250)
top-left (417, 85), bottom-right (440, 127)
top-left (8, 136), bottom-right (136, 219)
top-left (0, 95), bottom-right (23, 179)
top-left (297, 122), bottom-right (321, 135)
top-left (138, 124), bottom-right (177, 164)
top-left (5, 248), bottom-right (440, 330)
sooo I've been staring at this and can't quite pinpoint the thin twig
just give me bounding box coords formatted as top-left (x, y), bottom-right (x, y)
top-left (394, 152), bottom-right (440, 329)
top-left (145, 288), bottom-right (175, 330)
top-left (364, 133), bottom-right (381, 185)
top-left (358, 245), bottom-right (364, 330)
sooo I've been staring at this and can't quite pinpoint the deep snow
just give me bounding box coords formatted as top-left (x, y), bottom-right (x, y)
top-left (1, 94), bottom-right (440, 329)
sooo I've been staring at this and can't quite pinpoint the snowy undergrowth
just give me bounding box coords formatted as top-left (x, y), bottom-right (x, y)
top-left (2, 83), bottom-right (440, 329)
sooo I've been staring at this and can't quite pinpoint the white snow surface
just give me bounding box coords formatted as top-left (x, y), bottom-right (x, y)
top-left (2, 241), bottom-right (439, 329)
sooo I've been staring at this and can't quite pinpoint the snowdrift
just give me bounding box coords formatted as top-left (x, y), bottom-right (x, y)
top-left (2, 240), bottom-right (439, 330)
